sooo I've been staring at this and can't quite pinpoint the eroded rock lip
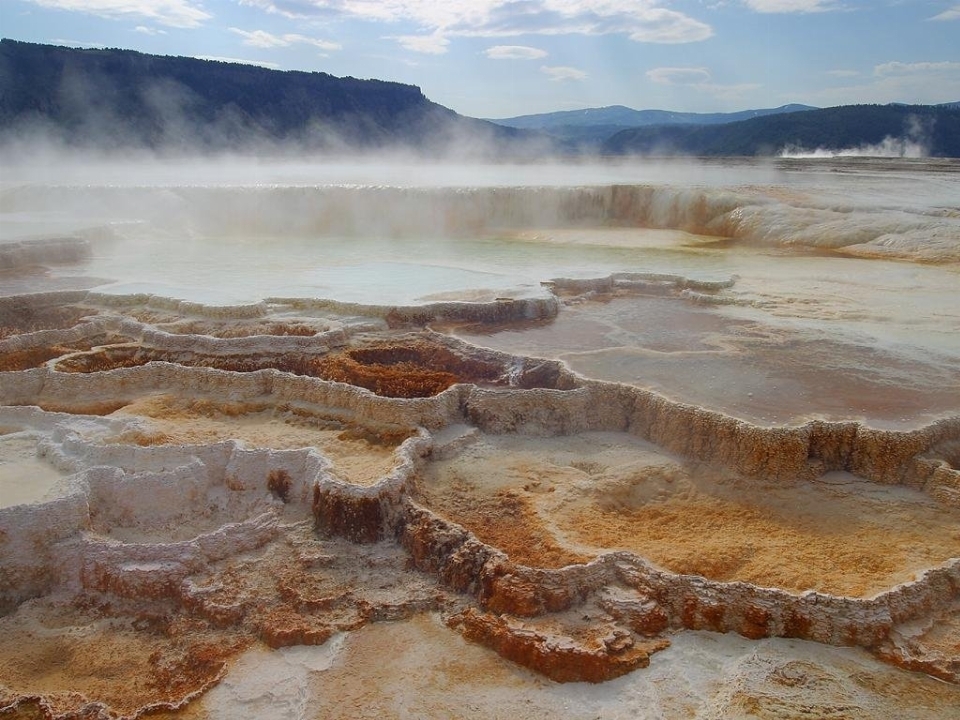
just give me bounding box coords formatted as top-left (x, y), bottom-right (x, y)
top-left (29, 318), bottom-right (577, 399)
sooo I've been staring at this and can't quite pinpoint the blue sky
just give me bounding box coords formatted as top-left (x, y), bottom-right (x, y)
top-left (3, 1), bottom-right (959, 118)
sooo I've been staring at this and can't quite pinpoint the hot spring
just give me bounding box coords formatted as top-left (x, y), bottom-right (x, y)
top-left (2, 157), bottom-right (959, 718)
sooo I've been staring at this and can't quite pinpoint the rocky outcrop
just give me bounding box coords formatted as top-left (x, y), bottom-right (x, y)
top-left (447, 608), bottom-right (669, 683)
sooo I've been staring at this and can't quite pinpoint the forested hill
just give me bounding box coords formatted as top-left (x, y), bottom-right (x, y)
top-left (602, 103), bottom-right (960, 158)
top-left (0, 39), bottom-right (529, 154)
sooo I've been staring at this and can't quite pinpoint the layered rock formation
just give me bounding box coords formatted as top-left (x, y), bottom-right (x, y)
top-left (1, 288), bottom-right (959, 717)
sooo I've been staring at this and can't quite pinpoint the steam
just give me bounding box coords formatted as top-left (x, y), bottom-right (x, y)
top-left (0, 56), bottom-right (556, 163)
top-left (779, 136), bottom-right (927, 159)
top-left (779, 113), bottom-right (934, 159)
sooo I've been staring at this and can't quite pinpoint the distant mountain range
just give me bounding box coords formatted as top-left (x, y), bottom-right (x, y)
top-left (487, 103), bottom-right (960, 156)
top-left (491, 103), bottom-right (817, 129)
top-left (1, 39), bottom-right (958, 158)
top-left (487, 104), bottom-right (818, 146)
top-left (601, 103), bottom-right (960, 158)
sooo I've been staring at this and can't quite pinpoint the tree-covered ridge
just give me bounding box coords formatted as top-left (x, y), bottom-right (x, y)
top-left (602, 104), bottom-right (960, 158)
top-left (0, 39), bottom-right (523, 153)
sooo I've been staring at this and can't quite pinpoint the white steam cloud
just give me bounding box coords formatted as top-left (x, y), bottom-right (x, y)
top-left (780, 114), bottom-right (935, 159)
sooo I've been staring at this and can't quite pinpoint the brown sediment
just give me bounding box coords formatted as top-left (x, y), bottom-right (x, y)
top-left (313, 485), bottom-right (386, 544)
top-left (52, 335), bottom-right (523, 398)
top-left (394, 488), bottom-right (960, 650)
top-left (0, 525), bottom-right (445, 717)
top-left (160, 319), bottom-right (324, 338)
top-left (15, 501), bottom-right (430, 693)
top-left (413, 482), bottom-right (588, 570)
top-left (416, 432), bottom-right (960, 597)
top-left (311, 342), bottom-right (500, 398)
top-left (447, 608), bottom-right (670, 683)
top-left (0, 345), bottom-right (77, 372)
top-left (0, 603), bottom-right (248, 719)
top-left (565, 490), bottom-right (960, 597)
top-left (267, 469), bottom-right (293, 503)
top-left (125, 309), bottom-right (187, 325)
top-left (0, 290), bottom-right (89, 317)
top-left (0, 334), bottom-right (125, 371)
top-left (0, 304), bottom-right (91, 339)
top-left (104, 395), bottom-right (405, 486)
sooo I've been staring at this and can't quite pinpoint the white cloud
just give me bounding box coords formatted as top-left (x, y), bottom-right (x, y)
top-left (229, 28), bottom-right (341, 51)
top-left (134, 25), bottom-right (167, 35)
top-left (239, 1), bottom-right (713, 46)
top-left (646, 66), bottom-right (711, 85)
top-left (646, 66), bottom-right (761, 101)
top-left (741, 0), bottom-right (834, 12)
top-left (930, 4), bottom-right (960, 21)
top-left (541, 65), bottom-right (587, 81)
top-left (484, 45), bottom-right (548, 60)
top-left (393, 34), bottom-right (450, 54)
top-left (193, 55), bottom-right (281, 69)
top-left (874, 60), bottom-right (960, 76)
top-left (826, 69), bottom-right (859, 77)
top-left (27, 0), bottom-right (211, 28)
top-left (620, 6), bottom-right (713, 43)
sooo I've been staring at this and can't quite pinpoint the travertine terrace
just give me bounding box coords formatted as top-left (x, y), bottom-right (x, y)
top-left (2, 159), bottom-right (960, 718)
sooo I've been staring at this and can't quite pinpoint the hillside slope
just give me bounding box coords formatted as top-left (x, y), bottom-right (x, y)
top-left (0, 39), bottom-right (529, 154)
top-left (602, 104), bottom-right (960, 158)
top-left (489, 104), bottom-right (817, 147)
top-left (491, 103), bottom-right (816, 130)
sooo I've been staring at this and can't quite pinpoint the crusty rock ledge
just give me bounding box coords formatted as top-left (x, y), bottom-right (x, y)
top-left (3, 361), bottom-right (957, 494)
top-left (1, 297), bottom-right (958, 690)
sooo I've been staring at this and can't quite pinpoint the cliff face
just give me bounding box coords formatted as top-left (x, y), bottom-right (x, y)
top-left (0, 39), bottom-right (525, 153)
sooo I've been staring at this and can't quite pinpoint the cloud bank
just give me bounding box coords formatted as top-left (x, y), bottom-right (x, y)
top-left (28, 0), bottom-right (211, 28)
top-left (230, 28), bottom-right (341, 51)
top-left (238, 0), bottom-right (714, 50)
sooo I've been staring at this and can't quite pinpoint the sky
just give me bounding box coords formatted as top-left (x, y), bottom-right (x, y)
top-left (2, 1), bottom-right (959, 118)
